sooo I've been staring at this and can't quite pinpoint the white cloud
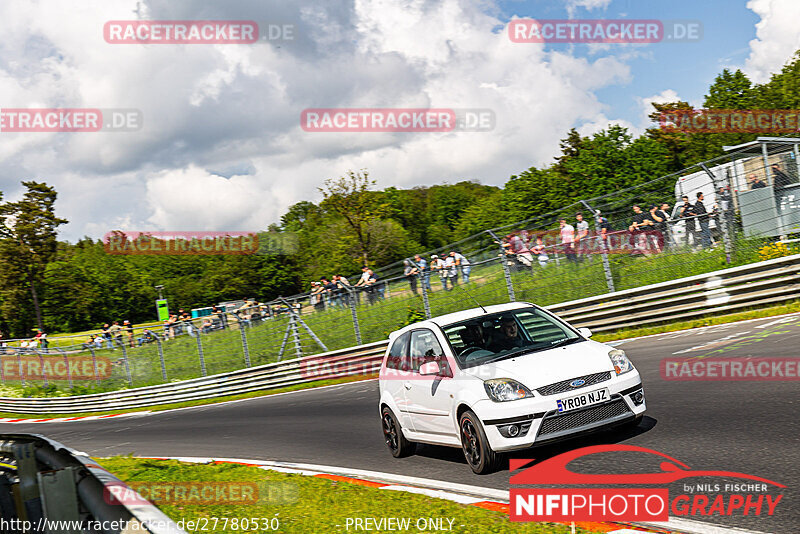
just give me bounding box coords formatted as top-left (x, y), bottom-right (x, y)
top-left (0, 0), bottom-right (639, 241)
top-left (565, 0), bottom-right (613, 18)
top-left (744, 0), bottom-right (800, 83)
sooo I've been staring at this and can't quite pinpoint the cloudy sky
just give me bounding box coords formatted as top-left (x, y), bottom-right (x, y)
top-left (1, 0), bottom-right (798, 241)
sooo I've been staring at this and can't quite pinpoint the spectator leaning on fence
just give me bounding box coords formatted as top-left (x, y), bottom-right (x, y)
top-left (403, 259), bottom-right (419, 294)
top-left (430, 254), bottom-right (447, 290)
top-left (531, 235), bottom-right (549, 266)
top-left (450, 250), bottom-right (470, 283)
top-left (414, 254), bottom-right (431, 291)
top-left (443, 252), bottom-right (458, 290)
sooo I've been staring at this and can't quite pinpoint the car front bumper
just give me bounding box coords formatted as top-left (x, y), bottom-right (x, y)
top-left (473, 372), bottom-right (646, 452)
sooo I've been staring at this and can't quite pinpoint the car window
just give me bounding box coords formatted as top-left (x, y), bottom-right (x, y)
top-left (409, 329), bottom-right (444, 372)
top-left (386, 332), bottom-right (409, 370)
top-left (442, 307), bottom-right (581, 369)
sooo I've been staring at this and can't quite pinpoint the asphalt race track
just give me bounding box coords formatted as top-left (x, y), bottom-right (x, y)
top-left (3, 315), bottom-right (799, 533)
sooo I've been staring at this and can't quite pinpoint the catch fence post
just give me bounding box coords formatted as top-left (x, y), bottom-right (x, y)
top-left (486, 229), bottom-right (516, 301)
top-left (195, 332), bottom-right (207, 377)
top-left (155, 335), bottom-right (167, 382)
top-left (239, 315), bottom-right (251, 367)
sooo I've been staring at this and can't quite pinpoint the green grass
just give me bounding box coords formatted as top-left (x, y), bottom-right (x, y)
top-left (1, 241), bottom-right (789, 398)
top-left (98, 457), bottom-right (586, 534)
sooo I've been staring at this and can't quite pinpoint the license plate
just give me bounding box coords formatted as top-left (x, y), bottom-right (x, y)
top-left (556, 388), bottom-right (609, 413)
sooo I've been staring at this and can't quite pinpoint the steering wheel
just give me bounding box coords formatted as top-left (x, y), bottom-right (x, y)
top-left (460, 346), bottom-right (484, 358)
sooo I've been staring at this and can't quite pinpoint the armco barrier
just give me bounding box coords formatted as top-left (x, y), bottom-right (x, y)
top-left (0, 255), bottom-right (797, 414)
top-left (0, 433), bottom-right (184, 533)
top-left (549, 253), bottom-right (800, 332)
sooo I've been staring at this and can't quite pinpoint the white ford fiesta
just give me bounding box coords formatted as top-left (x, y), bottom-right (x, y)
top-left (378, 302), bottom-right (646, 474)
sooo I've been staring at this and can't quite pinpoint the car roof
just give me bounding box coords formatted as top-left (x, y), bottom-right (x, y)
top-left (388, 302), bottom-right (535, 339)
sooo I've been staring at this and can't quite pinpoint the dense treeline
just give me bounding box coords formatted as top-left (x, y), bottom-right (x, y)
top-left (2, 53), bottom-right (799, 337)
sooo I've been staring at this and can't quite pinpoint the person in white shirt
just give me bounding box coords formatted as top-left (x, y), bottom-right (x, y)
top-left (449, 251), bottom-right (471, 283)
top-left (559, 218), bottom-right (577, 263)
top-left (574, 212), bottom-right (590, 260)
top-left (430, 255), bottom-right (447, 291)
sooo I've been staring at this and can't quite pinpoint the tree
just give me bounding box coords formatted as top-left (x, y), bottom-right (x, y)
top-left (0, 182), bottom-right (67, 335)
top-left (319, 170), bottom-right (387, 266)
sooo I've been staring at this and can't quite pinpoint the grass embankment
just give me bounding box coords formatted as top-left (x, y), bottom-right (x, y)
top-left (1, 243), bottom-right (787, 398)
top-left (99, 457), bottom-right (586, 534)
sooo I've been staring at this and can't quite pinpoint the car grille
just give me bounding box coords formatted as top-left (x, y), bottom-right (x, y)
top-left (537, 398), bottom-right (631, 438)
top-left (535, 371), bottom-right (612, 396)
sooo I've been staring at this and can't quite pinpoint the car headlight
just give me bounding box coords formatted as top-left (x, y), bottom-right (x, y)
top-left (484, 379), bottom-right (533, 402)
top-left (608, 349), bottom-right (633, 375)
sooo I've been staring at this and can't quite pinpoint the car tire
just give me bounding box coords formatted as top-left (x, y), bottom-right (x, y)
top-left (624, 414), bottom-right (643, 429)
top-left (459, 410), bottom-right (500, 474)
top-left (381, 406), bottom-right (415, 458)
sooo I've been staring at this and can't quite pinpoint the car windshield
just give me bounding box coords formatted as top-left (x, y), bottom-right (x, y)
top-left (442, 307), bottom-right (583, 369)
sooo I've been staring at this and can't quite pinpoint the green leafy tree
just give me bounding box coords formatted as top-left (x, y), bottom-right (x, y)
top-left (0, 182), bottom-right (67, 335)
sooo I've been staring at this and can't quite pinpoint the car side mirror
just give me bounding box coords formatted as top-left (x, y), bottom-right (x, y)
top-left (419, 361), bottom-right (441, 376)
top-left (578, 327), bottom-right (593, 338)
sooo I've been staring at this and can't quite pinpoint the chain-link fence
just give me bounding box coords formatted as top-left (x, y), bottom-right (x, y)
top-left (3, 137), bottom-right (799, 395)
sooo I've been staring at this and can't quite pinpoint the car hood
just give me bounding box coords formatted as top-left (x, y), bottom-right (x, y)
top-left (461, 339), bottom-right (616, 387)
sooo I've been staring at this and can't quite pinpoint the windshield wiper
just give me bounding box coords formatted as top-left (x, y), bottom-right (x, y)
top-left (549, 337), bottom-right (582, 349)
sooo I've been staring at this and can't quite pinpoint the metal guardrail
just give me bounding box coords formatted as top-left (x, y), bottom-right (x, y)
top-left (0, 255), bottom-right (797, 415)
top-left (549, 252), bottom-right (800, 332)
top-left (0, 342), bottom-right (388, 414)
top-left (0, 433), bottom-right (184, 534)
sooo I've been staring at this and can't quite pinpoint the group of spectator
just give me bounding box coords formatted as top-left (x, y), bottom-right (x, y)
top-left (84, 320), bottom-right (138, 349)
top-left (404, 251), bottom-right (471, 293)
top-left (0, 329), bottom-right (49, 354)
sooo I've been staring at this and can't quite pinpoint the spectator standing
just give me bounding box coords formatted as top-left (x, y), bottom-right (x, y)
top-left (771, 163), bottom-right (793, 189)
top-left (333, 274), bottom-right (351, 306)
top-left (694, 192), bottom-right (712, 248)
top-left (628, 205), bottom-right (654, 254)
top-left (647, 205), bottom-right (665, 253)
top-left (414, 254), bottom-right (431, 292)
top-left (559, 218), bottom-right (577, 263)
top-left (403, 259), bottom-right (419, 294)
top-left (574, 213), bottom-right (589, 259)
top-left (654, 203), bottom-right (672, 248)
top-left (450, 251), bottom-right (471, 283)
top-left (443, 253), bottom-right (458, 290)
top-left (354, 266), bottom-right (372, 304)
top-left (109, 320), bottom-right (123, 349)
top-left (311, 282), bottom-right (326, 311)
top-left (430, 254), bottom-right (447, 290)
top-left (124, 320), bottom-right (135, 347)
top-left (101, 323), bottom-right (113, 349)
top-left (679, 195), bottom-right (697, 247)
top-left (321, 277), bottom-right (338, 307)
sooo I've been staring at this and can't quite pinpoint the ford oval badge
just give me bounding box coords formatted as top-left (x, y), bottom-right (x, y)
top-left (570, 379), bottom-right (586, 387)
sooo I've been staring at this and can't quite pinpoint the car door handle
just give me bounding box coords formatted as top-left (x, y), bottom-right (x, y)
top-left (404, 381), bottom-right (412, 390)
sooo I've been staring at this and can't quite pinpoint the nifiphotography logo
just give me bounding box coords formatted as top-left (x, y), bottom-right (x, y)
top-left (510, 444), bottom-right (784, 522)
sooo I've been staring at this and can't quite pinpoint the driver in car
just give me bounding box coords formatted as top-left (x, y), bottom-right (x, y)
top-left (489, 317), bottom-right (526, 352)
